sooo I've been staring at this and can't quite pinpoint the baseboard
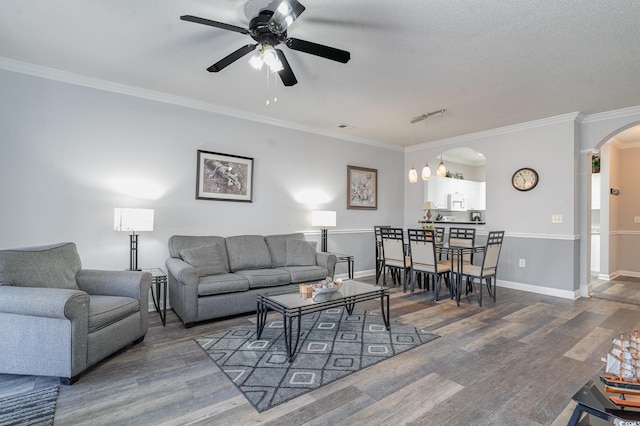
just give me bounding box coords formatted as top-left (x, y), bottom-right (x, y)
top-left (497, 279), bottom-right (579, 300)
top-left (616, 270), bottom-right (640, 279)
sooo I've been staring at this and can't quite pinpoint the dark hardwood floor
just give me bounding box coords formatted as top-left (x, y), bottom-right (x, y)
top-left (2, 275), bottom-right (639, 425)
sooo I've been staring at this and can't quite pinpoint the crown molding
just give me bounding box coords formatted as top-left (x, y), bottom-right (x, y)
top-left (406, 112), bottom-right (581, 152)
top-left (581, 105), bottom-right (640, 123)
top-left (0, 57), bottom-right (403, 152)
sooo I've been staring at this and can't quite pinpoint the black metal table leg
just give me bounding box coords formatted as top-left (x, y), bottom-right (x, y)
top-left (283, 314), bottom-right (302, 362)
top-left (345, 301), bottom-right (355, 316)
top-left (380, 292), bottom-right (390, 330)
top-left (256, 300), bottom-right (268, 338)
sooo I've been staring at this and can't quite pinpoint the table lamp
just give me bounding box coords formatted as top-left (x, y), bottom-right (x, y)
top-left (422, 201), bottom-right (437, 222)
top-left (311, 210), bottom-right (336, 252)
top-left (114, 208), bottom-right (154, 271)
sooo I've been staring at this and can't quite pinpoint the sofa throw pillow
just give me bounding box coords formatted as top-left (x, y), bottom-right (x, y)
top-left (0, 242), bottom-right (81, 290)
top-left (285, 238), bottom-right (318, 267)
top-left (225, 235), bottom-right (272, 271)
top-left (179, 243), bottom-right (229, 277)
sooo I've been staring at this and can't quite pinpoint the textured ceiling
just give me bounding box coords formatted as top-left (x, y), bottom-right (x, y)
top-left (1, 0), bottom-right (639, 147)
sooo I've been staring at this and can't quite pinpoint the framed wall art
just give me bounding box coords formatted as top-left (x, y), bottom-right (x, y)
top-left (347, 165), bottom-right (377, 210)
top-left (196, 150), bottom-right (253, 202)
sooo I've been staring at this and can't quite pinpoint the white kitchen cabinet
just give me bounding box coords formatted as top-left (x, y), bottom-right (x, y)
top-left (425, 177), bottom-right (486, 211)
top-left (592, 173), bottom-right (601, 210)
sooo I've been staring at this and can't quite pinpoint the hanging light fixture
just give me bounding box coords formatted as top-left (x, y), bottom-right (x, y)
top-left (422, 115), bottom-right (431, 180)
top-left (249, 45), bottom-right (284, 73)
top-left (436, 156), bottom-right (447, 177)
top-left (408, 163), bottom-right (418, 182)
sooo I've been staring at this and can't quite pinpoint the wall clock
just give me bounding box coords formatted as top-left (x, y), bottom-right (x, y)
top-left (512, 167), bottom-right (539, 191)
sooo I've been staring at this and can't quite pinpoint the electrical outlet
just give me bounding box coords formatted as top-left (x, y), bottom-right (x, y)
top-left (635, 216), bottom-right (640, 223)
top-left (552, 214), bottom-right (563, 223)
top-left (519, 259), bottom-right (526, 267)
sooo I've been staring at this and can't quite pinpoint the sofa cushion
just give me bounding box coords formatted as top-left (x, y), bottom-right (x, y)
top-left (88, 295), bottom-right (139, 333)
top-left (168, 235), bottom-right (227, 259)
top-left (284, 265), bottom-right (330, 283)
top-left (225, 235), bottom-right (272, 271)
top-left (285, 238), bottom-right (317, 267)
top-left (234, 268), bottom-right (291, 289)
top-left (264, 233), bottom-right (306, 268)
top-left (0, 242), bottom-right (80, 290)
top-left (179, 242), bottom-right (229, 277)
top-left (198, 273), bottom-right (250, 296)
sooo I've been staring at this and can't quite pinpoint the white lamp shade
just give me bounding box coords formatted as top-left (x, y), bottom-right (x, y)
top-left (311, 210), bottom-right (336, 227)
top-left (422, 201), bottom-right (437, 210)
top-left (408, 167), bottom-right (418, 183)
top-left (114, 208), bottom-right (154, 232)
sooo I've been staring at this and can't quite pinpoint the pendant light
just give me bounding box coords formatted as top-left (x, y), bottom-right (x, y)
top-left (409, 163), bottom-right (418, 182)
top-left (421, 116), bottom-right (431, 180)
top-left (436, 156), bottom-right (447, 178)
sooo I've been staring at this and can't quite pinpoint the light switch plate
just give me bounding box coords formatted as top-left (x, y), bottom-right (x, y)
top-left (552, 214), bottom-right (563, 223)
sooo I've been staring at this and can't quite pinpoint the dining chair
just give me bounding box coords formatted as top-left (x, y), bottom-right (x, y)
top-left (407, 228), bottom-right (452, 300)
top-left (380, 227), bottom-right (411, 290)
top-left (461, 231), bottom-right (505, 306)
top-left (448, 227), bottom-right (476, 265)
top-left (374, 225), bottom-right (391, 284)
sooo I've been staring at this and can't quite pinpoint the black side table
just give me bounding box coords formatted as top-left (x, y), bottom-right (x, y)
top-left (143, 268), bottom-right (167, 326)
top-left (331, 253), bottom-right (354, 279)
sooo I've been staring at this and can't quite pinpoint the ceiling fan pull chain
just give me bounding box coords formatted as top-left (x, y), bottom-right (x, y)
top-left (273, 72), bottom-right (278, 104)
top-left (266, 67), bottom-right (270, 106)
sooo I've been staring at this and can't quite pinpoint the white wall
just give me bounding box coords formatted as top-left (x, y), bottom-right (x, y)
top-left (0, 69), bottom-right (404, 275)
top-left (405, 114), bottom-right (580, 296)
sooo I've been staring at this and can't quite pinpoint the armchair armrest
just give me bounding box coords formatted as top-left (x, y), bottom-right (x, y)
top-left (0, 286), bottom-right (89, 321)
top-left (76, 269), bottom-right (151, 299)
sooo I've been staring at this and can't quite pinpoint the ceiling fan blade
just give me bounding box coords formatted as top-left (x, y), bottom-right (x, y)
top-left (180, 15), bottom-right (249, 35)
top-left (286, 38), bottom-right (350, 63)
top-left (207, 44), bottom-right (258, 72)
top-left (276, 49), bottom-right (297, 87)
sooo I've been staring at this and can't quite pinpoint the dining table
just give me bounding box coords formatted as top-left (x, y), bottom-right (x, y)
top-left (436, 242), bottom-right (486, 306)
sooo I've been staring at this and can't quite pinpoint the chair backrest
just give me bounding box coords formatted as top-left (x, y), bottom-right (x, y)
top-left (374, 225), bottom-right (391, 260)
top-left (407, 229), bottom-right (437, 267)
top-left (434, 227), bottom-right (445, 243)
top-left (482, 231), bottom-right (505, 274)
top-left (380, 227), bottom-right (406, 263)
top-left (449, 227), bottom-right (476, 262)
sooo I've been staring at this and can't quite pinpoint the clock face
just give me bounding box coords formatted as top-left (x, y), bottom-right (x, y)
top-left (512, 168), bottom-right (539, 191)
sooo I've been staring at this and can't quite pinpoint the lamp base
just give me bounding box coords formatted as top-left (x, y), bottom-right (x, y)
top-left (320, 228), bottom-right (328, 253)
top-left (129, 233), bottom-right (139, 271)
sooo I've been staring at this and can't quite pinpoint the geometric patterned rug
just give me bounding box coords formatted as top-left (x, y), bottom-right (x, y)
top-left (196, 307), bottom-right (439, 412)
top-left (0, 386), bottom-right (58, 426)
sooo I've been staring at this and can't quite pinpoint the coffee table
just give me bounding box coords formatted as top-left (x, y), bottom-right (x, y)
top-left (256, 280), bottom-right (390, 362)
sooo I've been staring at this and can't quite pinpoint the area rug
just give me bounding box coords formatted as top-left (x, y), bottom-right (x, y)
top-left (196, 307), bottom-right (439, 412)
top-left (0, 386), bottom-right (58, 426)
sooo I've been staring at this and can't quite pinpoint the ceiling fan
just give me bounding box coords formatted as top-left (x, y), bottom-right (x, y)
top-left (181, 0), bottom-right (351, 87)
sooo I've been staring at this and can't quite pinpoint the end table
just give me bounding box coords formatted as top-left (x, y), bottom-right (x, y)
top-left (331, 253), bottom-right (354, 279)
top-left (142, 268), bottom-right (167, 326)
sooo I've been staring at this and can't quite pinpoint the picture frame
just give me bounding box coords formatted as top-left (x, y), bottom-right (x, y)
top-left (347, 165), bottom-right (377, 210)
top-left (196, 150), bottom-right (253, 202)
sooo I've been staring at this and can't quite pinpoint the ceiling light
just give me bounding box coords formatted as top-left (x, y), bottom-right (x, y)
top-left (436, 156), bottom-right (447, 178)
top-left (248, 52), bottom-right (264, 70)
top-left (422, 162), bottom-right (431, 180)
top-left (268, 0), bottom-right (306, 35)
top-left (262, 45), bottom-right (283, 72)
top-left (408, 163), bottom-right (418, 183)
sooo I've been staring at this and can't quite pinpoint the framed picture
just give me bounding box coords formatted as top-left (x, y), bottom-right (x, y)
top-left (347, 165), bottom-right (377, 210)
top-left (196, 150), bottom-right (253, 202)
top-left (456, 172), bottom-right (464, 179)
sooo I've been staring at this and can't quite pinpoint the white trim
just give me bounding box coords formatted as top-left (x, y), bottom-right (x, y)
top-left (0, 57), bottom-right (402, 152)
top-left (406, 112), bottom-right (580, 152)
top-left (303, 228), bottom-right (374, 237)
top-left (581, 105), bottom-right (640, 123)
top-left (505, 232), bottom-right (580, 241)
top-left (598, 273), bottom-right (613, 280)
top-left (615, 230), bottom-right (640, 236)
top-left (497, 279), bottom-right (579, 300)
top-left (616, 271), bottom-right (640, 279)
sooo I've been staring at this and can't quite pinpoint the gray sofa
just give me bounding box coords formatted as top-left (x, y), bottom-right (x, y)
top-left (166, 233), bottom-right (337, 327)
top-left (0, 242), bottom-right (151, 384)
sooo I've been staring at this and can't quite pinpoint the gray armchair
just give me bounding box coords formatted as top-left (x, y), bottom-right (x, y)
top-left (0, 242), bottom-right (151, 384)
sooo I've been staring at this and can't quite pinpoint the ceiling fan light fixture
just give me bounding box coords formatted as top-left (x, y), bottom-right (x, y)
top-left (248, 51), bottom-right (264, 70)
top-left (268, 0), bottom-right (306, 34)
top-left (261, 45), bottom-right (283, 72)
